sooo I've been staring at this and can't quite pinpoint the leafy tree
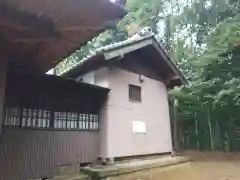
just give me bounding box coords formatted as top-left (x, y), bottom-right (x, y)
top-left (55, 0), bottom-right (166, 74)
top-left (172, 7), bottom-right (240, 151)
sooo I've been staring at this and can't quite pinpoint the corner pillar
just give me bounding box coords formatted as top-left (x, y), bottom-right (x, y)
top-left (0, 59), bottom-right (7, 134)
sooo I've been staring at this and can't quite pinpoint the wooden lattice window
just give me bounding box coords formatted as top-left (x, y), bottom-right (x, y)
top-left (54, 112), bottom-right (99, 131)
top-left (4, 107), bottom-right (99, 131)
top-left (4, 107), bottom-right (51, 128)
top-left (129, 84), bottom-right (141, 102)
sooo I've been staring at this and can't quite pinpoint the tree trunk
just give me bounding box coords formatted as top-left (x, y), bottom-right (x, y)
top-left (53, 68), bottom-right (57, 75)
top-left (216, 119), bottom-right (222, 150)
top-left (207, 110), bottom-right (215, 152)
top-left (195, 118), bottom-right (200, 151)
top-left (229, 115), bottom-right (235, 151)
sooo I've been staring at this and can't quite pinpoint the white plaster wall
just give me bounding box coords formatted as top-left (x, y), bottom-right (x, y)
top-left (94, 67), bottom-right (110, 158)
top-left (77, 72), bottom-right (95, 84)
top-left (94, 68), bottom-right (110, 88)
top-left (95, 67), bottom-right (172, 158)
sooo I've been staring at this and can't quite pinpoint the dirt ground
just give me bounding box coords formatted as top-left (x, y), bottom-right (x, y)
top-left (111, 151), bottom-right (240, 180)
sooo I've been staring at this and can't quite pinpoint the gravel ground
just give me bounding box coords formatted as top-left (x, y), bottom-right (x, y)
top-left (111, 151), bottom-right (240, 180)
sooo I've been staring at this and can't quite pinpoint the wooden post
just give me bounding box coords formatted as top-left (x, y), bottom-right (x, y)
top-left (173, 98), bottom-right (179, 153)
top-left (50, 108), bottom-right (55, 128)
top-left (0, 57), bottom-right (7, 134)
top-left (19, 105), bottom-right (23, 128)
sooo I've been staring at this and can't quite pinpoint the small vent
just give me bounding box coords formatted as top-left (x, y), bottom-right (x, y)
top-left (129, 85), bottom-right (141, 102)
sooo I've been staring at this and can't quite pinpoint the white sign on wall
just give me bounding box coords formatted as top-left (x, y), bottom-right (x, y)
top-left (132, 121), bottom-right (146, 134)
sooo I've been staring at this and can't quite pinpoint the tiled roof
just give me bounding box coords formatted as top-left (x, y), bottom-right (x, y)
top-left (60, 34), bottom-right (154, 75)
top-left (95, 34), bottom-right (154, 52)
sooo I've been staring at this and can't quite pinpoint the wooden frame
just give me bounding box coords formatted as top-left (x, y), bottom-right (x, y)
top-left (3, 70), bottom-right (109, 132)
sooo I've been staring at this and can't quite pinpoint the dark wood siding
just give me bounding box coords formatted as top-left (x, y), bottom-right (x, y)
top-left (0, 128), bottom-right (100, 180)
top-left (116, 48), bottom-right (165, 82)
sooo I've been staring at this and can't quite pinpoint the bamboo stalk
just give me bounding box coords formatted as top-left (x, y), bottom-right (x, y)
top-left (207, 110), bottom-right (215, 152)
top-left (195, 118), bottom-right (200, 151)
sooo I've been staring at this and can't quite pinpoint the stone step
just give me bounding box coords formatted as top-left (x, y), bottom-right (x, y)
top-left (82, 156), bottom-right (190, 179)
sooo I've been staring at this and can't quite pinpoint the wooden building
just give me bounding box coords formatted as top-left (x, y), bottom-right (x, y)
top-left (0, 0), bottom-right (125, 179)
top-left (62, 35), bottom-right (186, 162)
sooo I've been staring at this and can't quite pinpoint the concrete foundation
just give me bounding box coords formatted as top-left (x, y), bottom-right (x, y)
top-left (83, 155), bottom-right (190, 180)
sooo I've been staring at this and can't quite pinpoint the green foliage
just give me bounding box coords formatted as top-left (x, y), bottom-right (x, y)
top-left (171, 0), bottom-right (240, 151)
top-left (55, 0), bottom-right (165, 74)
